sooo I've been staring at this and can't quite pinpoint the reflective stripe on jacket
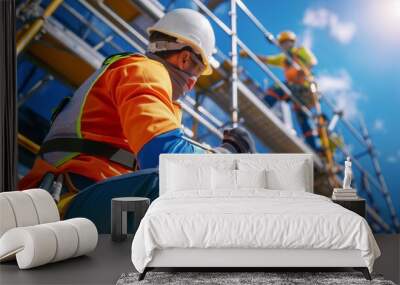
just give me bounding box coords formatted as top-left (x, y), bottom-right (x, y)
top-left (19, 53), bottom-right (204, 190)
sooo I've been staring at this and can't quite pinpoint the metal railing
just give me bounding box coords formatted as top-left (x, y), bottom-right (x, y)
top-left (320, 94), bottom-right (400, 232)
top-left (190, 0), bottom-right (399, 232)
top-left (16, 0), bottom-right (399, 232)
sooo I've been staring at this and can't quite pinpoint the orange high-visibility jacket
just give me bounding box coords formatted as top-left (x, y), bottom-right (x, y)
top-left (265, 46), bottom-right (317, 84)
top-left (19, 54), bottom-right (189, 189)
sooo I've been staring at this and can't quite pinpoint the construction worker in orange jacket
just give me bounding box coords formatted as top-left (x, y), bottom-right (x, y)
top-left (18, 9), bottom-right (255, 231)
top-left (240, 31), bottom-right (319, 151)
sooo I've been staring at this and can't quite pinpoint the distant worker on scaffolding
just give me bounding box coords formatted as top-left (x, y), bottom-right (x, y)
top-left (240, 30), bottom-right (319, 151)
top-left (19, 9), bottom-right (255, 232)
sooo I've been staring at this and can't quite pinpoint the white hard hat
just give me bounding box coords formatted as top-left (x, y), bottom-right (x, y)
top-left (147, 8), bottom-right (216, 75)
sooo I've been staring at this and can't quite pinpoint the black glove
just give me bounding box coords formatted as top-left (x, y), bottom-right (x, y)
top-left (214, 127), bottom-right (256, 153)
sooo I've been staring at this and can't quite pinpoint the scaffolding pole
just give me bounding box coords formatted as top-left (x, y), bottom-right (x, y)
top-left (61, 2), bottom-right (124, 53)
top-left (359, 116), bottom-right (400, 231)
top-left (334, 140), bottom-right (395, 232)
top-left (78, 0), bottom-right (146, 53)
top-left (320, 95), bottom-right (369, 148)
top-left (230, 0), bottom-right (239, 127)
top-left (321, 91), bottom-right (399, 232)
top-left (234, 0), bottom-right (336, 178)
top-left (192, 0), bottom-right (312, 118)
top-left (366, 206), bottom-right (391, 233)
top-left (16, 0), bottom-right (63, 55)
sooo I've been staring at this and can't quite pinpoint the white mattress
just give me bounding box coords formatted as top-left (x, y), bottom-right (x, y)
top-left (131, 190), bottom-right (380, 273)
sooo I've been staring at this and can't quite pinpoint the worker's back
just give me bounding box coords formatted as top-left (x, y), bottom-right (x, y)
top-left (19, 54), bottom-right (181, 190)
top-left (284, 46), bottom-right (317, 84)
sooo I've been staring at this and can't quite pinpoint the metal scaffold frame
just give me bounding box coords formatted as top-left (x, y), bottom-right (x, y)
top-left (15, 0), bottom-right (399, 233)
top-left (229, 0), bottom-right (238, 127)
top-left (191, 0), bottom-right (399, 232)
top-left (320, 95), bottom-right (400, 232)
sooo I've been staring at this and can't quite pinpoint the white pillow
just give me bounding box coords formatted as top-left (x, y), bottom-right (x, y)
top-left (211, 168), bottom-right (237, 190)
top-left (236, 169), bottom-right (267, 189)
top-left (238, 159), bottom-right (308, 191)
top-left (167, 162), bottom-right (212, 191)
top-left (266, 164), bottom-right (307, 191)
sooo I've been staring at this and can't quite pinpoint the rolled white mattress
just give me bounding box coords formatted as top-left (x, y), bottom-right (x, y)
top-left (0, 189), bottom-right (60, 237)
top-left (0, 218), bottom-right (98, 269)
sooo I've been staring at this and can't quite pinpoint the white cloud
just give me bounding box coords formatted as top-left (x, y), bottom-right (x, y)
top-left (301, 29), bottom-right (313, 49)
top-left (317, 70), bottom-right (351, 92)
top-left (386, 149), bottom-right (400, 164)
top-left (328, 15), bottom-right (356, 44)
top-left (302, 8), bottom-right (356, 44)
top-left (387, 155), bottom-right (398, 163)
top-left (303, 8), bottom-right (331, 28)
top-left (372, 118), bottom-right (385, 132)
top-left (316, 70), bottom-right (362, 120)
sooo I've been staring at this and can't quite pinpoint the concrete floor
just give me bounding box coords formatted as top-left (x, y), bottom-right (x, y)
top-left (0, 234), bottom-right (399, 285)
top-left (0, 235), bottom-right (135, 285)
top-left (374, 234), bottom-right (400, 284)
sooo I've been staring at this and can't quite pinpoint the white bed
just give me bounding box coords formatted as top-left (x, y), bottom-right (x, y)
top-left (131, 154), bottom-right (380, 280)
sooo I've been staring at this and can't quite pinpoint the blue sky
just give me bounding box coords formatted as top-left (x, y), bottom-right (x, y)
top-left (166, 0), bottom-right (400, 225)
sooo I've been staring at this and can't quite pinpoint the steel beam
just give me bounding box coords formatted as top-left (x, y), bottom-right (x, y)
top-left (16, 0), bottom-right (63, 55)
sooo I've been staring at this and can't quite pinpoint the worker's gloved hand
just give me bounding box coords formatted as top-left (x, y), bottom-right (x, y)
top-left (239, 49), bottom-right (249, 58)
top-left (214, 127), bottom-right (256, 153)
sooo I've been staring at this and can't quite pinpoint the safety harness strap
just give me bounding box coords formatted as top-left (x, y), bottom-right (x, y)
top-left (39, 138), bottom-right (136, 170)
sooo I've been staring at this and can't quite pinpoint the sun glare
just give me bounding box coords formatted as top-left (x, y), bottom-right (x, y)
top-left (368, 0), bottom-right (400, 39)
top-left (393, 0), bottom-right (400, 18)
top-left (380, 0), bottom-right (400, 23)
